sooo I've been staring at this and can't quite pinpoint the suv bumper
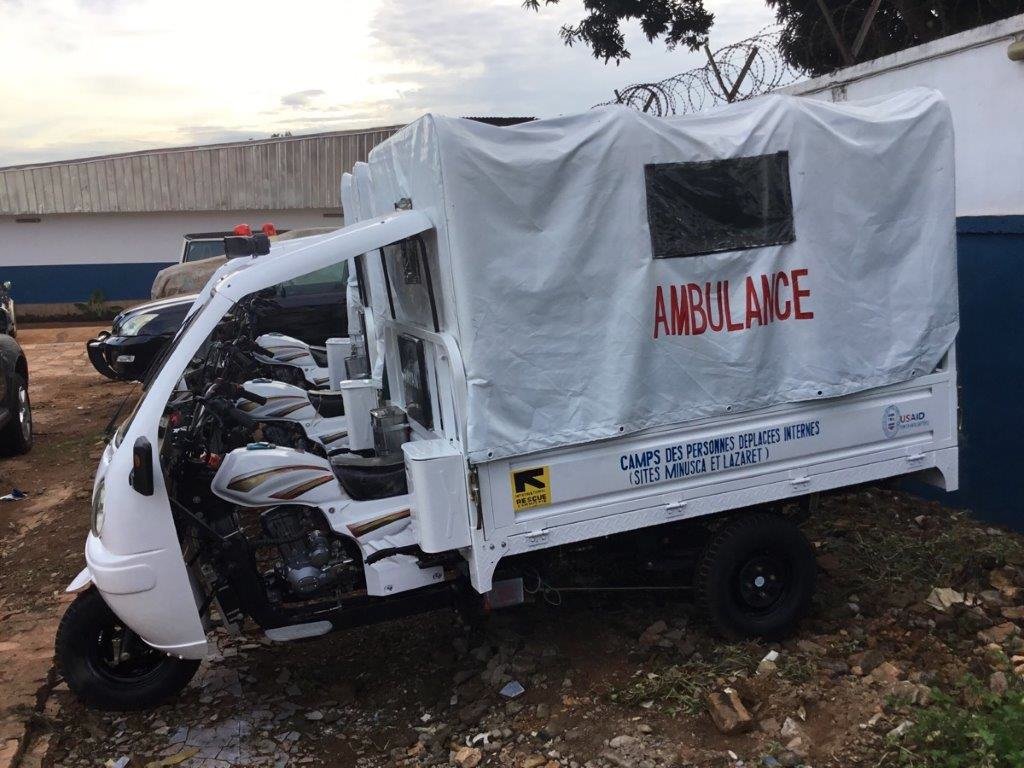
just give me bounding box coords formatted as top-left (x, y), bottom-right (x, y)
top-left (86, 333), bottom-right (168, 381)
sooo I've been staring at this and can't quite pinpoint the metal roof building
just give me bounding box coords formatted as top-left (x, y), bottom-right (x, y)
top-left (0, 126), bottom-right (402, 308)
top-left (0, 125), bottom-right (402, 216)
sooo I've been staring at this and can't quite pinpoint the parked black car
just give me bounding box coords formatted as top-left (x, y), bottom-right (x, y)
top-left (87, 294), bottom-right (193, 381)
top-left (0, 333), bottom-right (31, 455)
top-left (87, 262), bottom-right (348, 381)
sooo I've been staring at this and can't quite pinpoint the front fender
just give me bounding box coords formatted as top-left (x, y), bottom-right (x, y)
top-left (66, 566), bottom-right (93, 593)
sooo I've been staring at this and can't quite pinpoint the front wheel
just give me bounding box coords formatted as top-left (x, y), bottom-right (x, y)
top-left (696, 512), bottom-right (816, 640)
top-left (55, 588), bottom-right (200, 710)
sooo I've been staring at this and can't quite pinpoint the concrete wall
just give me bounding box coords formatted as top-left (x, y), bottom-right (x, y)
top-left (0, 208), bottom-right (341, 307)
top-left (779, 15), bottom-right (1024, 528)
top-left (781, 14), bottom-right (1024, 218)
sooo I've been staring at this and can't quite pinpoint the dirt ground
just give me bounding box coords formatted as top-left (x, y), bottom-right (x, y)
top-left (1, 327), bottom-right (1022, 768)
top-left (0, 324), bottom-right (133, 767)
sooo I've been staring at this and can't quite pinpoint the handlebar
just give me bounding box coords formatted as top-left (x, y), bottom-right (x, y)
top-left (203, 397), bottom-right (257, 430)
top-left (234, 386), bottom-right (267, 406)
top-left (235, 338), bottom-right (263, 354)
top-left (202, 379), bottom-right (268, 405)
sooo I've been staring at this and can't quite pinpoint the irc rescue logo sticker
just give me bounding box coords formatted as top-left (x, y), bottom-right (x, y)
top-left (510, 466), bottom-right (551, 512)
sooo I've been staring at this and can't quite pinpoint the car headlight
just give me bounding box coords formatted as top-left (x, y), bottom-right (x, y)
top-left (119, 313), bottom-right (159, 336)
top-left (91, 478), bottom-right (106, 536)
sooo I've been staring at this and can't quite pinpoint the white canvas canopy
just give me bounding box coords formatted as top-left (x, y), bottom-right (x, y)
top-left (364, 88), bottom-right (959, 463)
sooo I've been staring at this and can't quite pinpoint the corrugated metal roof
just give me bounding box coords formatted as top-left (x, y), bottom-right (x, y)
top-left (0, 126), bottom-right (402, 215)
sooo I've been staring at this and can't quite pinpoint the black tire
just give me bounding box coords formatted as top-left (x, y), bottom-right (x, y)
top-left (55, 588), bottom-right (200, 710)
top-left (0, 371), bottom-right (32, 455)
top-left (695, 512), bottom-right (816, 640)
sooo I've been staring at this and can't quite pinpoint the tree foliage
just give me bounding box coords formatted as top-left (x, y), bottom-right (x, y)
top-left (766, 0), bottom-right (1024, 76)
top-left (525, 0), bottom-right (1024, 74)
top-left (522, 0), bottom-right (713, 64)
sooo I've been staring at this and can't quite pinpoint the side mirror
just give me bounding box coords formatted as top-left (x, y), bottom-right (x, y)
top-left (130, 437), bottom-right (155, 496)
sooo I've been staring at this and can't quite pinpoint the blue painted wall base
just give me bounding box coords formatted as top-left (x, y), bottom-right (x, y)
top-left (3, 262), bottom-right (175, 304)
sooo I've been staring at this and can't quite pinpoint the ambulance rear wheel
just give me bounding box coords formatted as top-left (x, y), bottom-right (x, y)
top-left (55, 588), bottom-right (200, 711)
top-left (696, 512), bottom-right (815, 640)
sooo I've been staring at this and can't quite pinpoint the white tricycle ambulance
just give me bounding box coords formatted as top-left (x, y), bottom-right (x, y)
top-left (57, 88), bottom-right (960, 709)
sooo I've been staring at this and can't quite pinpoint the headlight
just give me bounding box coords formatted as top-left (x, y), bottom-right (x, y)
top-left (119, 313), bottom-right (159, 336)
top-left (91, 478), bottom-right (106, 536)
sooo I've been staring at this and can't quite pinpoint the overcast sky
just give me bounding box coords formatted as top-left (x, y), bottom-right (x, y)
top-left (0, 0), bottom-right (776, 167)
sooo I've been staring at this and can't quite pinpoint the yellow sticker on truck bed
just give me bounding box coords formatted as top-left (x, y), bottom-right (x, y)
top-left (510, 466), bottom-right (551, 511)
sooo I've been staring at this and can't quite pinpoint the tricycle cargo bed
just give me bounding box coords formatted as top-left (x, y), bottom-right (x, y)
top-left (468, 359), bottom-right (956, 589)
top-left (368, 88), bottom-right (958, 464)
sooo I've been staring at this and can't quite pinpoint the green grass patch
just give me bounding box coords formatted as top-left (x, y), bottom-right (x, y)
top-left (778, 653), bottom-right (817, 684)
top-left (886, 676), bottom-right (1024, 768)
top-left (610, 644), bottom-right (754, 716)
top-left (611, 642), bottom-right (822, 716)
top-left (805, 501), bottom-right (1024, 603)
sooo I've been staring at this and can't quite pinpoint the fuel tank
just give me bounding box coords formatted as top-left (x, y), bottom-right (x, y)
top-left (235, 380), bottom-right (349, 451)
top-left (236, 379), bottom-right (319, 421)
top-left (255, 333), bottom-right (331, 388)
top-left (256, 332), bottom-right (320, 369)
top-left (212, 445), bottom-right (340, 507)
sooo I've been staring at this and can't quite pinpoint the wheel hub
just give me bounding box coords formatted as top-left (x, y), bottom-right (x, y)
top-left (736, 554), bottom-right (787, 610)
top-left (93, 622), bottom-right (164, 682)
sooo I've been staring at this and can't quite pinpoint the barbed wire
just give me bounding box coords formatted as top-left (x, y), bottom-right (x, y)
top-left (601, 28), bottom-right (806, 117)
top-left (605, 1), bottom-right (1024, 115)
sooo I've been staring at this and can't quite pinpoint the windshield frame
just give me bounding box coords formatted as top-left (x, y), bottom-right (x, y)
top-left (378, 235), bottom-right (440, 333)
top-left (113, 303), bottom-right (206, 446)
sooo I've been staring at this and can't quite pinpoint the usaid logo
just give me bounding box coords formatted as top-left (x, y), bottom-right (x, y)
top-left (882, 405), bottom-right (900, 439)
top-left (882, 404), bottom-right (928, 439)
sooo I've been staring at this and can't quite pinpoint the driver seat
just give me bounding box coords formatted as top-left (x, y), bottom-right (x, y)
top-left (331, 452), bottom-right (407, 501)
top-left (307, 345), bottom-right (328, 368)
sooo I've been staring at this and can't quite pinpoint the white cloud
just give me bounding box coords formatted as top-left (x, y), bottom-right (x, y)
top-left (280, 89), bottom-right (327, 109)
top-left (0, 0), bottom-right (776, 166)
